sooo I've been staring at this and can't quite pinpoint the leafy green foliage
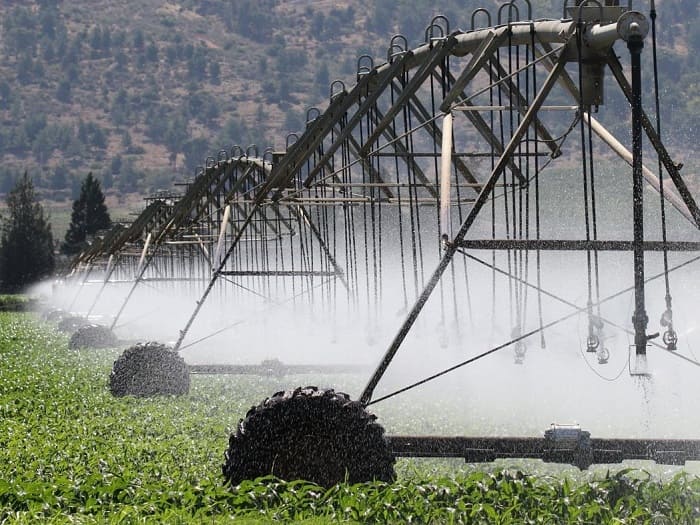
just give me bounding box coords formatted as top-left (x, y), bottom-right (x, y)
top-left (0, 294), bottom-right (33, 311)
top-left (0, 313), bottom-right (699, 522)
top-left (0, 175), bottom-right (54, 291)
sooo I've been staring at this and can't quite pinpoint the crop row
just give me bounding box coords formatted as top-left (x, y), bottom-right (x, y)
top-left (1, 313), bottom-right (699, 523)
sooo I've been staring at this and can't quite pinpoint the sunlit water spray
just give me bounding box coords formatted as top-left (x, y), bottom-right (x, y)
top-left (33, 182), bottom-right (700, 444)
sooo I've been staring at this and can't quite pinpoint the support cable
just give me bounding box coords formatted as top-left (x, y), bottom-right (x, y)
top-left (359, 99), bottom-right (373, 335)
top-left (407, 97), bottom-right (426, 289)
top-left (651, 0), bottom-right (677, 351)
top-left (531, 26), bottom-right (546, 348)
top-left (489, 52), bottom-right (498, 328)
top-left (430, 56), bottom-right (447, 341)
top-left (390, 81), bottom-right (409, 311)
top-left (506, 23), bottom-right (525, 364)
top-left (367, 253), bottom-right (700, 407)
top-left (401, 73), bottom-right (421, 298)
top-left (575, 19), bottom-right (600, 356)
top-left (495, 39), bottom-right (515, 333)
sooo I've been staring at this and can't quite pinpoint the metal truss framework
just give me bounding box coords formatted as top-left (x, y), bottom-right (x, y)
top-left (66, 2), bottom-right (700, 465)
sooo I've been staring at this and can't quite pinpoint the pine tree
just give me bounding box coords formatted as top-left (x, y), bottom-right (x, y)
top-left (0, 173), bottom-right (55, 290)
top-left (62, 173), bottom-right (111, 255)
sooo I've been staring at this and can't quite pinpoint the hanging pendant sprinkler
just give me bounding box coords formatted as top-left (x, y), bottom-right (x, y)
top-left (586, 312), bottom-right (604, 353)
top-left (660, 302), bottom-right (678, 351)
top-left (586, 334), bottom-right (599, 353)
top-left (514, 342), bottom-right (527, 365)
top-left (512, 325), bottom-right (527, 365)
top-left (588, 315), bottom-right (608, 363)
top-left (596, 346), bottom-right (610, 365)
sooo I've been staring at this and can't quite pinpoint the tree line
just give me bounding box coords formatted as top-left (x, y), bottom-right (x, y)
top-left (0, 172), bottom-right (111, 292)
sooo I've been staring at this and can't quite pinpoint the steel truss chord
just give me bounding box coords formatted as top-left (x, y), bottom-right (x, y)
top-left (219, 270), bottom-right (339, 278)
top-left (454, 239), bottom-right (700, 251)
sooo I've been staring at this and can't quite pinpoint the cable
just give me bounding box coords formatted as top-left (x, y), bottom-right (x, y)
top-left (650, 1), bottom-right (675, 349)
top-left (366, 253), bottom-right (700, 406)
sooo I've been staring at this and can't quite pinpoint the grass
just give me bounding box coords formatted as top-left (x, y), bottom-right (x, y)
top-left (0, 295), bottom-right (35, 311)
top-left (0, 311), bottom-right (699, 523)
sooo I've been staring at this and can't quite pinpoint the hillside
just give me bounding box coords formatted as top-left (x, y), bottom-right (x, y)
top-left (0, 0), bottom-right (698, 212)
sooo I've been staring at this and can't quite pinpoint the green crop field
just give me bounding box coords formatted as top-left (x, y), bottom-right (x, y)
top-left (1, 311), bottom-right (699, 524)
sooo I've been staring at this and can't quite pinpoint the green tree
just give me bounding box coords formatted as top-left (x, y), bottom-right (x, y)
top-left (55, 77), bottom-right (71, 103)
top-left (146, 40), bottom-right (158, 62)
top-left (164, 115), bottom-right (188, 167)
top-left (209, 60), bottom-right (221, 84)
top-left (51, 165), bottom-right (68, 190)
top-left (182, 137), bottom-right (209, 172)
top-left (0, 173), bottom-right (55, 290)
top-left (0, 81), bottom-right (11, 109)
top-left (62, 173), bottom-right (112, 255)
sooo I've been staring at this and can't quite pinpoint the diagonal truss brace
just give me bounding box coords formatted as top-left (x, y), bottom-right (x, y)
top-left (360, 50), bottom-right (568, 405)
top-left (606, 50), bottom-right (700, 229)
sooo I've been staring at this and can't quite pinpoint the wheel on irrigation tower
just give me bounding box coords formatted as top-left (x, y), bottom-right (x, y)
top-left (57, 315), bottom-right (91, 333)
top-left (109, 342), bottom-right (190, 397)
top-left (222, 386), bottom-right (396, 488)
top-left (69, 324), bottom-right (119, 349)
top-left (43, 308), bottom-right (66, 322)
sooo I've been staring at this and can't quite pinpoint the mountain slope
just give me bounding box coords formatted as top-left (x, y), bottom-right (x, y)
top-left (0, 0), bottom-right (697, 200)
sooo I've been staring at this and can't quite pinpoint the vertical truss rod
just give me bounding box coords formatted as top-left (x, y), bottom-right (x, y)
top-left (103, 162), bottom-right (267, 329)
top-left (360, 49), bottom-right (567, 406)
top-left (65, 261), bottom-right (93, 311)
top-left (110, 232), bottom-right (152, 330)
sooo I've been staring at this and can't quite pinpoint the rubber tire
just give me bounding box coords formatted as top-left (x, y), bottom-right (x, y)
top-left (222, 386), bottom-right (396, 488)
top-left (69, 324), bottom-right (119, 349)
top-left (43, 309), bottom-right (66, 322)
top-left (57, 316), bottom-right (90, 333)
top-left (109, 342), bottom-right (190, 397)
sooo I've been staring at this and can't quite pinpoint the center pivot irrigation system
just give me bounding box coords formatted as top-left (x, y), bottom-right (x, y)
top-left (54, 0), bottom-right (700, 487)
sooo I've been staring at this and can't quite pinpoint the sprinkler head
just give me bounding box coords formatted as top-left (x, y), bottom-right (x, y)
top-left (586, 334), bottom-right (600, 353)
top-left (662, 329), bottom-right (678, 351)
top-left (596, 347), bottom-right (610, 365)
top-left (514, 341), bottom-right (526, 365)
